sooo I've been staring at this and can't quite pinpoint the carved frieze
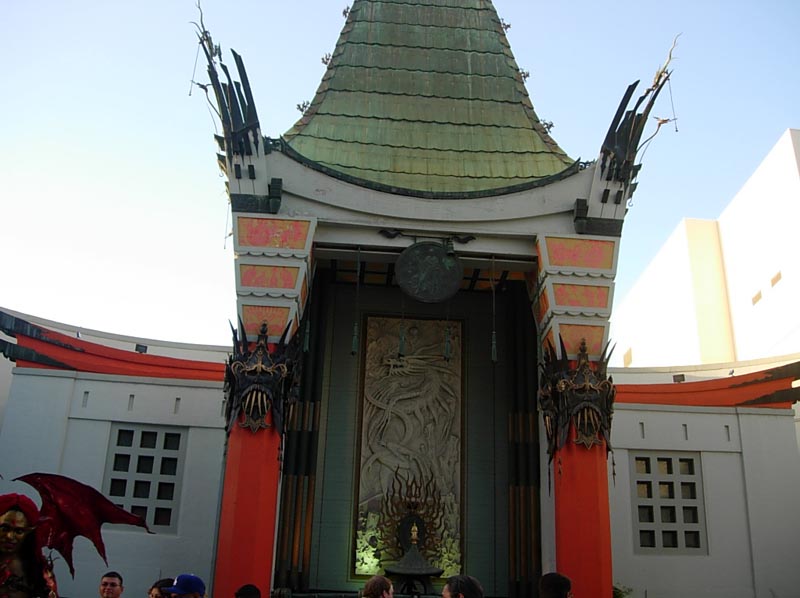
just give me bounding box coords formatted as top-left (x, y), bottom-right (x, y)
top-left (355, 316), bottom-right (462, 577)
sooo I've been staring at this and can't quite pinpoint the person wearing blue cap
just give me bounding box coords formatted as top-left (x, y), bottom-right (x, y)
top-left (164, 574), bottom-right (206, 598)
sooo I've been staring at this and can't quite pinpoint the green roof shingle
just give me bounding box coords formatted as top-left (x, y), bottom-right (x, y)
top-left (284, 0), bottom-right (575, 197)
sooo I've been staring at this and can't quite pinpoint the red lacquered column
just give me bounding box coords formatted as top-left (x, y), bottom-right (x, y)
top-left (214, 425), bottom-right (281, 596)
top-left (553, 428), bottom-right (613, 598)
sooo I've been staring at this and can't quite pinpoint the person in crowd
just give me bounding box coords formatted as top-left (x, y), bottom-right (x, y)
top-left (98, 572), bottom-right (124, 598)
top-left (163, 574), bottom-right (205, 598)
top-left (538, 572), bottom-right (572, 598)
top-left (148, 579), bottom-right (173, 598)
top-left (363, 575), bottom-right (393, 598)
top-left (0, 494), bottom-right (56, 598)
top-left (442, 575), bottom-right (483, 598)
top-left (234, 585), bottom-right (260, 598)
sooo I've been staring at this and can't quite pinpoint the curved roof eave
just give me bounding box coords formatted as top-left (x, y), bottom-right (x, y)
top-left (279, 138), bottom-right (583, 200)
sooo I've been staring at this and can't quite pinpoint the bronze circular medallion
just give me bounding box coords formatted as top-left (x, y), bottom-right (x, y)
top-left (395, 241), bottom-right (462, 303)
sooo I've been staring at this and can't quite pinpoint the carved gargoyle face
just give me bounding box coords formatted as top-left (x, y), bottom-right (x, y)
top-left (224, 321), bottom-right (298, 434)
top-left (231, 348), bottom-right (289, 431)
top-left (539, 338), bottom-right (615, 456)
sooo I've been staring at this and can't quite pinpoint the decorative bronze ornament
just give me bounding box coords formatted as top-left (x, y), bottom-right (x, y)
top-left (395, 241), bottom-right (462, 303)
top-left (539, 337), bottom-right (615, 462)
top-left (224, 320), bottom-right (301, 434)
top-left (377, 469), bottom-right (446, 573)
top-left (384, 521), bottom-right (445, 595)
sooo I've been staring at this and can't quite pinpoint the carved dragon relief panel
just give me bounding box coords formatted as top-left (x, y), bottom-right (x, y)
top-left (355, 316), bottom-right (462, 577)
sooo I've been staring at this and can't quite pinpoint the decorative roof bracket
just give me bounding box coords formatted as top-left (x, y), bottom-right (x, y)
top-left (194, 15), bottom-right (262, 165)
top-left (539, 337), bottom-right (616, 463)
top-left (575, 39), bottom-right (677, 235)
top-left (223, 320), bottom-right (302, 437)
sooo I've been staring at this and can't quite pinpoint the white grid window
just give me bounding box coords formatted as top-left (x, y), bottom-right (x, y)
top-left (630, 451), bottom-right (708, 554)
top-left (104, 424), bottom-right (186, 533)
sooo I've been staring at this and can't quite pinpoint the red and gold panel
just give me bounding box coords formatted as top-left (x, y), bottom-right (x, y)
top-left (542, 328), bottom-right (556, 354)
top-left (235, 258), bottom-right (311, 317)
top-left (338, 271), bottom-right (357, 284)
top-left (524, 270), bottom-right (538, 299)
top-left (300, 277), bottom-right (308, 309)
top-left (558, 323), bottom-right (606, 356)
top-left (552, 284), bottom-right (610, 309)
top-left (533, 288), bottom-right (550, 325)
top-left (241, 304), bottom-right (293, 340)
top-left (544, 237), bottom-right (615, 270)
top-left (535, 239), bottom-right (546, 271)
top-left (236, 217), bottom-right (311, 250)
top-left (240, 264), bottom-right (300, 289)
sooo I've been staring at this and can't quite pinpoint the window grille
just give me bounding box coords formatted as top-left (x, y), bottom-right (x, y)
top-left (104, 424), bottom-right (186, 533)
top-left (630, 451), bottom-right (707, 554)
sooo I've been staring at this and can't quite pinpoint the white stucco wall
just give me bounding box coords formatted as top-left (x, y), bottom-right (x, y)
top-left (736, 410), bottom-right (800, 598)
top-left (609, 403), bottom-right (800, 598)
top-left (0, 367), bottom-right (226, 597)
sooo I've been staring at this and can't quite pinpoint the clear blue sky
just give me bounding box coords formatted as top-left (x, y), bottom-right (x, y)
top-left (2, 0), bottom-right (798, 345)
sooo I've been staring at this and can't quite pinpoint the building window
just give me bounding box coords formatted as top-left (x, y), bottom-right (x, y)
top-left (623, 347), bottom-right (633, 367)
top-left (104, 424), bottom-right (186, 533)
top-left (630, 451), bottom-right (707, 554)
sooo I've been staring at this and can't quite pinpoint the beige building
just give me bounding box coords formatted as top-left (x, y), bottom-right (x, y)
top-left (612, 129), bottom-right (800, 367)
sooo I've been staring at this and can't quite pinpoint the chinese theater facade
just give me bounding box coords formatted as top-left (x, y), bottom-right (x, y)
top-left (205, 2), bottom-right (666, 597)
top-left (2, 3), bottom-right (800, 598)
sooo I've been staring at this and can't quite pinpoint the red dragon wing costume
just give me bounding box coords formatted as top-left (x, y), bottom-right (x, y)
top-left (14, 472), bottom-right (150, 576)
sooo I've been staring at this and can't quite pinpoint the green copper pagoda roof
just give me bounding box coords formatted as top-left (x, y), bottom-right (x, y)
top-left (283, 0), bottom-right (576, 198)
